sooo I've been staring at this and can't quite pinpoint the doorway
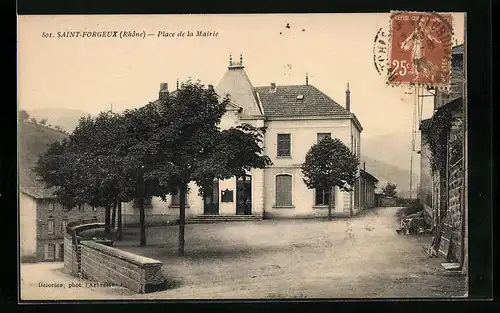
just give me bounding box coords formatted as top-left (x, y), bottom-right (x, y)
top-left (236, 175), bottom-right (252, 215)
top-left (203, 179), bottom-right (219, 215)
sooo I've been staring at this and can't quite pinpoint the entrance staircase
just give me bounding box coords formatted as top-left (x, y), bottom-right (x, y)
top-left (186, 215), bottom-right (262, 224)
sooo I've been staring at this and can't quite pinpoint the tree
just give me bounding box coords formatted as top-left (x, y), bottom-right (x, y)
top-left (382, 182), bottom-right (398, 198)
top-left (19, 110), bottom-right (30, 122)
top-left (39, 118), bottom-right (48, 126)
top-left (153, 80), bottom-right (272, 255)
top-left (30, 117), bottom-right (37, 124)
top-left (35, 112), bottom-right (133, 238)
top-left (301, 137), bottom-right (359, 220)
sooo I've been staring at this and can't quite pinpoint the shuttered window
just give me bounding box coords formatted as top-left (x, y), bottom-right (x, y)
top-left (277, 134), bottom-right (291, 156)
top-left (47, 218), bottom-right (55, 235)
top-left (275, 174), bottom-right (293, 206)
top-left (46, 244), bottom-right (55, 260)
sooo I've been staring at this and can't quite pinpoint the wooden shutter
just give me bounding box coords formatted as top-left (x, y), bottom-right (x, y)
top-left (55, 242), bottom-right (60, 260)
top-left (276, 175), bottom-right (292, 206)
top-left (277, 134), bottom-right (291, 156)
top-left (44, 244), bottom-right (49, 260)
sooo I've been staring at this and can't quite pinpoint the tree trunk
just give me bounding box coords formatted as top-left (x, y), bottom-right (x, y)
top-left (117, 202), bottom-right (122, 240)
top-left (111, 203), bottom-right (117, 229)
top-left (105, 205), bottom-right (111, 235)
top-left (139, 198), bottom-right (146, 247)
top-left (178, 184), bottom-right (187, 256)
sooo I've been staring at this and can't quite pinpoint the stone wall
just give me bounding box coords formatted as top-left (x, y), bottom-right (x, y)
top-left (79, 240), bottom-right (164, 293)
top-left (447, 159), bottom-right (463, 263)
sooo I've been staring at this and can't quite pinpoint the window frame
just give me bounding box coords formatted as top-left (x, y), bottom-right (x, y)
top-left (170, 190), bottom-right (189, 208)
top-left (60, 218), bottom-right (68, 234)
top-left (276, 133), bottom-right (291, 157)
top-left (47, 217), bottom-right (55, 235)
top-left (274, 174), bottom-right (294, 208)
top-left (46, 243), bottom-right (55, 260)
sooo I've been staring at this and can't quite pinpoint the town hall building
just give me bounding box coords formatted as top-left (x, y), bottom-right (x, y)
top-left (121, 55), bottom-right (378, 225)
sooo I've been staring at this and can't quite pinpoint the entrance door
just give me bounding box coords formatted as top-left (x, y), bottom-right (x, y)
top-left (203, 179), bottom-right (219, 215)
top-left (236, 175), bottom-right (252, 215)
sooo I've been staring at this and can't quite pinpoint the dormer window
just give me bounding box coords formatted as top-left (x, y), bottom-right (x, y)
top-left (296, 94), bottom-right (304, 100)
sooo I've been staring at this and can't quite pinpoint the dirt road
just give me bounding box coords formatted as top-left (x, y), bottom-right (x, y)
top-left (20, 207), bottom-right (467, 300)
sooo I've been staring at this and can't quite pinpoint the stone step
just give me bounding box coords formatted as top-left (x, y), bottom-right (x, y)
top-left (186, 215), bottom-right (262, 224)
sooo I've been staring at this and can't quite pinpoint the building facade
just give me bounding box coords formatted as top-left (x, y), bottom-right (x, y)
top-left (19, 123), bottom-right (106, 263)
top-left (20, 190), bottom-right (105, 262)
top-left (122, 56), bottom-right (377, 224)
top-left (418, 44), bottom-right (466, 269)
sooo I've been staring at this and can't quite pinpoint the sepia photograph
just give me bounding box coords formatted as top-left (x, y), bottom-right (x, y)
top-left (17, 12), bottom-right (468, 300)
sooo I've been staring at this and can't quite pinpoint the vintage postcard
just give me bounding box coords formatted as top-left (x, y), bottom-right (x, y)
top-left (18, 13), bottom-right (468, 300)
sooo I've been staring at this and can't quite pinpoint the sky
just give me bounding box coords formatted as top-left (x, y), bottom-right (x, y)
top-left (18, 13), bottom-right (465, 138)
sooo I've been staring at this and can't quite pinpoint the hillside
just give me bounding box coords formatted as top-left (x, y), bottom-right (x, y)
top-left (361, 155), bottom-right (419, 198)
top-left (26, 108), bottom-right (91, 133)
top-left (19, 121), bottom-right (68, 197)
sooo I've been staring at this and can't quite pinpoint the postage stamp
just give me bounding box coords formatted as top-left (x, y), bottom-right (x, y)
top-left (387, 11), bottom-right (454, 88)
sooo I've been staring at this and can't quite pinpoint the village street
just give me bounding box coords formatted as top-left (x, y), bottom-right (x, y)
top-left (20, 207), bottom-right (467, 300)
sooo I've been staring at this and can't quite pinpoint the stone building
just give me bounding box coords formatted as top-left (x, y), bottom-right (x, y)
top-left (122, 56), bottom-right (378, 224)
top-left (19, 122), bottom-right (106, 262)
top-left (418, 44), bottom-right (466, 270)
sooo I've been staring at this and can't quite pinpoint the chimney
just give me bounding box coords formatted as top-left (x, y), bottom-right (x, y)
top-left (363, 161), bottom-right (366, 171)
top-left (346, 82), bottom-right (351, 112)
top-left (270, 82), bottom-right (277, 92)
top-left (159, 83), bottom-right (169, 100)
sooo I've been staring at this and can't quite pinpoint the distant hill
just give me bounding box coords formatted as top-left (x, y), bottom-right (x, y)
top-left (360, 155), bottom-right (419, 199)
top-left (19, 121), bottom-right (69, 198)
top-left (361, 131), bottom-right (422, 198)
top-left (21, 108), bottom-right (421, 198)
top-left (26, 108), bottom-right (91, 133)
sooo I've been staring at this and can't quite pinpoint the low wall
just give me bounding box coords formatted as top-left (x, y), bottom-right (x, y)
top-left (379, 198), bottom-right (397, 207)
top-left (80, 240), bottom-right (165, 293)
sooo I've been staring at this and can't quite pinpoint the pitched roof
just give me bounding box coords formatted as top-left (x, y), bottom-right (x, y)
top-left (360, 169), bottom-right (378, 183)
top-left (19, 122), bottom-right (67, 199)
top-left (254, 84), bottom-right (349, 118)
top-left (215, 66), bottom-right (263, 117)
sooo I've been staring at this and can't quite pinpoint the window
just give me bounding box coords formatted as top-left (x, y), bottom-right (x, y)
top-left (60, 218), bottom-right (68, 233)
top-left (133, 197), bottom-right (153, 208)
top-left (49, 201), bottom-right (55, 211)
top-left (78, 204), bottom-right (84, 212)
top-left (317, 133), bottom-right (331, 143)
top-left (277, 134), bottom-right (291, 156)
top-left (315, 187), bottom-right (331, 205)
top-left (47, 217), bottom-right (55, 235)
top-left (275, 174), bottom-right (293, 207)
top-left (46, 244), bottom-right (55, 260)
top-left (171, 191), bottom-right (188, 206)
top-left (58, 243), bottom-right (64, 260)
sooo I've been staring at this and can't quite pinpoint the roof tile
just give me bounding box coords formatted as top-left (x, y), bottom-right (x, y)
top-left (254, 84), bottom-right (348, 118)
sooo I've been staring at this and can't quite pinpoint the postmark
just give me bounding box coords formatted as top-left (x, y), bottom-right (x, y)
top-left (386, 11), bottom-right (453, 89)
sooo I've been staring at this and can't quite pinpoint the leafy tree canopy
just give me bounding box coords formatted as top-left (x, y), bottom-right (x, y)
top-left (382, 182), bottom-right (398, 198)
top-left (301, 137), bottom-right (359, 191)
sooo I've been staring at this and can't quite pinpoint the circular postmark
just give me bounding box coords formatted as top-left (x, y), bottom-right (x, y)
top-left (382, 11), bottom-right (454, 90)
top-left (373, 27), bottom-right (389, 75)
